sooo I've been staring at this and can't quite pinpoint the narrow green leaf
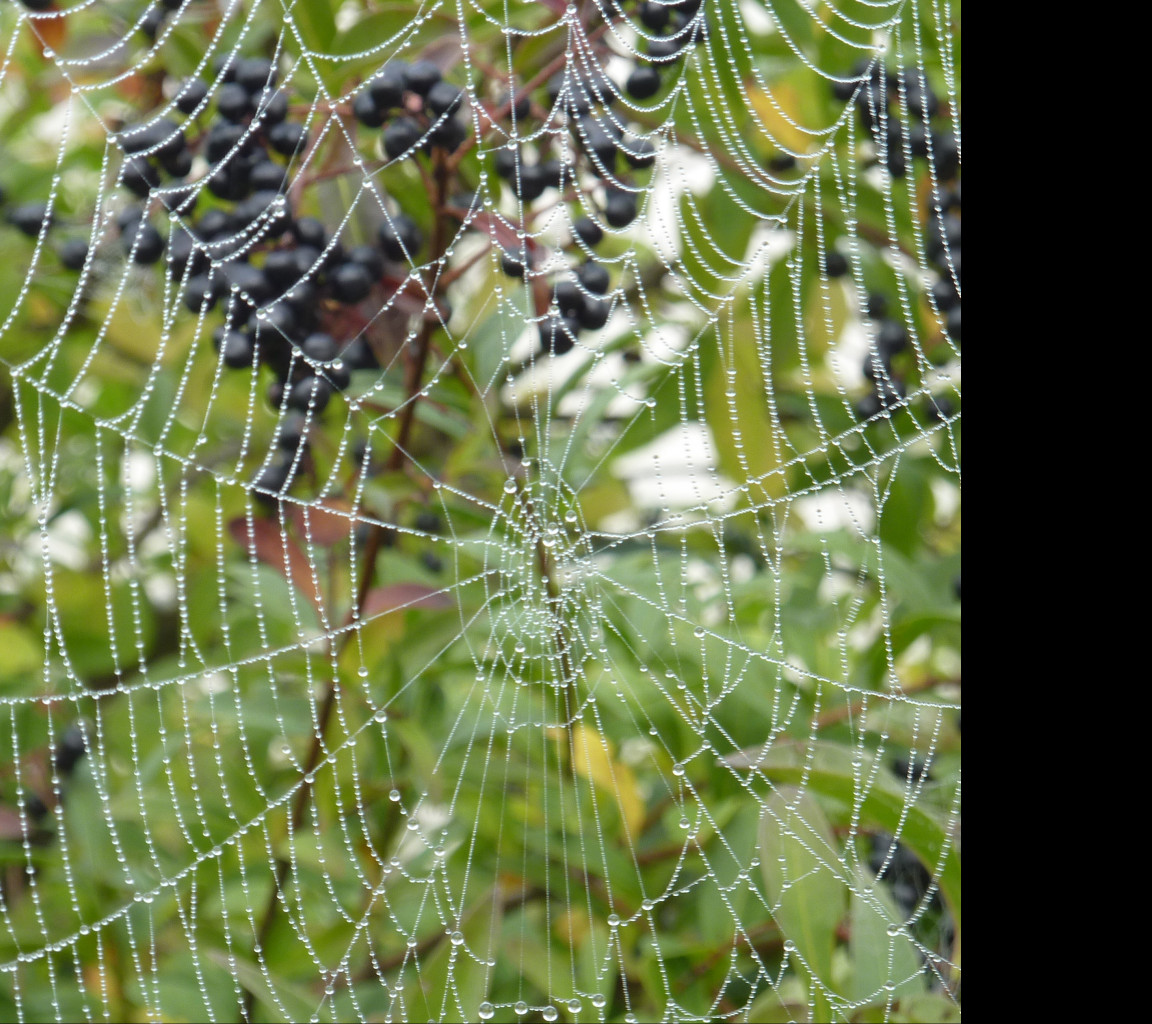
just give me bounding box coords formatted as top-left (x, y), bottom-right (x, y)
top-left (410, 885), bottom-right (502, 1022)
top-left (211, 951), bottom-right (319, 1022)
top-left (848, 869), bottom-right (925, 1002)
top-left (759, 787), bottom-right (846, 995)
top-left (744, 741), bottom-right (961, 940)
top-left (289, 0), bottom-right (337, 53)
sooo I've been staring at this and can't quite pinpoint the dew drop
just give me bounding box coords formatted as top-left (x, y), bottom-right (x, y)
top-left (542, 1008), bottom-right (558, 1022)
top-left (477, 1003), bottom-right (495, 1020)
top-left (450, 930), bottom-right (464, 945)
top-left (514, 1000), bottom-right (529, 1015)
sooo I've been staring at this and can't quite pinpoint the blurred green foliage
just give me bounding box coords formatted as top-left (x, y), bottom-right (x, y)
top-left (0, 1), bottom-right (959, 1021)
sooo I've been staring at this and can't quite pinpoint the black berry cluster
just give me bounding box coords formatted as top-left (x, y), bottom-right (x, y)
top-left (1, 187), bottom-right (95, 270)
top-left (621, 0), bottom-right (708, 100)
top-left (835, 60), bottom-right (959, 182)
top-left (352, 58), bottom-right (468, 160)
top-left (5, 20), bottom-right (665, 499)
top-left (856, 292), bottom-right (911, 421)
top-left (927, 184), bottom-right (961, 345)
top-left (830, 59), bottom-right (960, 424)
top-left (487, 42), bottom-right (671, 354)
top-left (19, 722), bottom-right (88, 840)
top-left (106, 56), bottom-right (421, 502)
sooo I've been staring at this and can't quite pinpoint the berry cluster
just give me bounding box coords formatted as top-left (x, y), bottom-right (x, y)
top-left (353, 58), bottom-right (468, 160)
top-left (927, 185), bottom-right (961, 344)
top-left (6, 9), bottom-right (670, 503)
top-left (1, 190), bottom-right (91, 270)
top-left (835, 60), bottom-right (958, 182)
top-left (853, 176), bottom-right (960, 422)
top-left (827, 59), bottom-right (960, 424)
top-left (856, 292), bottom-right (912, 420)
top-left (620, 0), bottom-right (707, 101)
top-left (111, 43), bottom-right (656, 491)
top-left (18, 723), bottom-right (87, 841)
top-left (483, 38), bottom-right (679, 355)
top-left (105, 55), bottom-right (422, 501)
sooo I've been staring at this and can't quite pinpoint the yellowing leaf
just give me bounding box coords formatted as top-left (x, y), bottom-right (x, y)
top-left (559, 724), bottom-right (646, 839)
top-left (747, 81), bottom-right (813, 155)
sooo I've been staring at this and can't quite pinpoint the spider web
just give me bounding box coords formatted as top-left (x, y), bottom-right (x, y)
top-left (0, 1), bottom-right (960, 1021)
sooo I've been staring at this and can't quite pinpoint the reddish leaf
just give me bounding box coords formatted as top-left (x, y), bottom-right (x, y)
top-left (0, 804), bottom-right (37, 842)
top-left (289, 499), bottom-right (357, 547)
top-left (463, 210), bottom-right (541, 257)
top-left (362, 583), bottom-right (452, 618)
top-left (228, 516), bottom-right (321, 613)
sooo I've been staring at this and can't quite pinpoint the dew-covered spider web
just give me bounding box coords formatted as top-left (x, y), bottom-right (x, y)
top-left (0, 0), bottom-right (960, 1021)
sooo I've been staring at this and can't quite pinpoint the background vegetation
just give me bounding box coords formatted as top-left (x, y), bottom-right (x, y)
top-left (0, 1), bottom-right (960, 1021)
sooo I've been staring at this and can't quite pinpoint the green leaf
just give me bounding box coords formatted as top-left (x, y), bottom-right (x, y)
top-left (759, 787), bottom-right (845, 1005)
top-left (848, 869), bottom-right (925, 1002)
top-left (290, 0), bottom-right (337, 53)
top-left (743, 742), bottom-right (961, 941)
top-left (212, 951), bottom-right (319, 1022)
top-left (409, 885), bottom-right (503, 1022)
top-left (329, 10), bottom-right (408, 57)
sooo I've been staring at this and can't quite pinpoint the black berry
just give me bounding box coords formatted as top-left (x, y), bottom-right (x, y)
top-left (378, 214), bottom-right (422, 261)
top-left (353, 91), bottom-right (386, 128)
top-left (626, 65), bottom-right (662, 100)
top-left (427, 80), bottom-right (464, 117)
top-left (120, 157), bottom-right (159, 197)
top-left (54, 725), bottom-right (87, 775)
top-left (573, 216), bottom-right (603, 247)
top-left (329, 262), bottom-right (373, 304)
top-left (603, 189), bottom-right (637, 228)
top-left (579, 296), bottom-right (610, 330)
top-left (175, 77), bottom-right (208, 115)
top-left (824, 251), bottom-right (848, 277)
top-left (539, 315), bottom-right (579, 355)
top-left (383, 117), bottom-right (424, 159)
top-left (57, 238), bottom-right (89, 270)
top-left (369, 64), bottom-right (408, 109)
top-left (578, 260), bottom-right (610, 294)
top-left (216, 82), bottom-right (251, 122)
top-left (406, 60), bottom-right (442, 96)
top-left (221, 329), bottom-right (256, 368)
top-left (267, 121), bottom-right (307, 157)
top-left (7, 201), bottom-right (52, 237)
